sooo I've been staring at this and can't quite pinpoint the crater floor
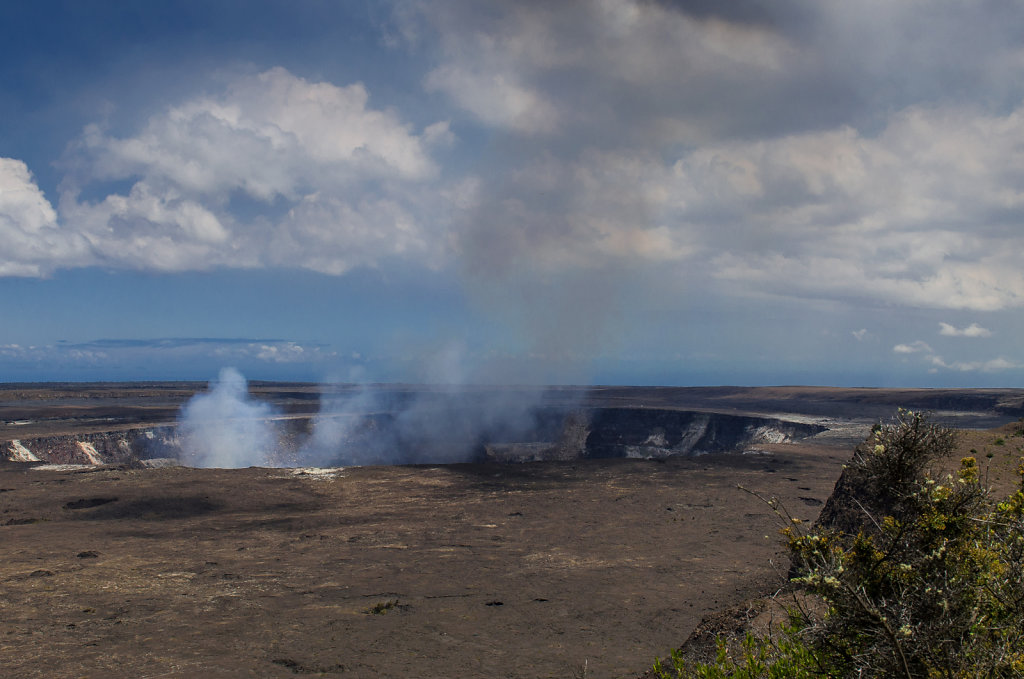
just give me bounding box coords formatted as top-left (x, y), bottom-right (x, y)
top-left (1, 447), bottom-right (847, 678)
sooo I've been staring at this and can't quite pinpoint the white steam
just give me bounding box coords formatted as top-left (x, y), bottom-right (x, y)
top-left (299, 383), bottom-right (545, 467)
top-left (176, 363), bottom-right (564, 469)
top-left (178, 367), bottom-right (279, 468)
top-left (298, 386), bottom-right (377, 467)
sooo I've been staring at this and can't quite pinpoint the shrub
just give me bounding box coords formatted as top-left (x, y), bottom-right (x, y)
top-left (651, 623), bottom-right (820, 679)
top-left (656, 411), bottom-right (1024, 678)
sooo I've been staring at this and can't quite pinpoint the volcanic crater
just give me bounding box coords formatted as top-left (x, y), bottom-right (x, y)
top-left (2, 384), bottom-right (1022, 678)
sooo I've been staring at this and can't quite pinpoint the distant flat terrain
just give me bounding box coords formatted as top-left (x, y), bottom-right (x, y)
top-left (3, 382), bottom-right (1022, 441)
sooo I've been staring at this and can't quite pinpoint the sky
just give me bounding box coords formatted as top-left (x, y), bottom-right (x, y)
top-left (1, 0), bottom-right (1023, 387)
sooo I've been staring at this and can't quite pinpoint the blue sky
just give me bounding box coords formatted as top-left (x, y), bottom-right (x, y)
top-left (2, 1), bottom-right (1023, 386)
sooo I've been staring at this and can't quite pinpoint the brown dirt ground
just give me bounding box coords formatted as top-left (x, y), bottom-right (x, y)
top-left (946, 421), bottom-right (1024, 498)
top-left (0, 443), bottom-right (848, 679)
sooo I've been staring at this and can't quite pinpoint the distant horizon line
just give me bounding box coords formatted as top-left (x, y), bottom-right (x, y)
top-left (1, 379), bottom-right (1020, 392)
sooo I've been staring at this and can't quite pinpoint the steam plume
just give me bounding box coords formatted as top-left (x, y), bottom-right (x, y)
top-left (178, 357), bottom-right (562, 468)
top-left (178, 367), bottom-right (279, 468)
top-left (300, 382), bottom-right (545, 466)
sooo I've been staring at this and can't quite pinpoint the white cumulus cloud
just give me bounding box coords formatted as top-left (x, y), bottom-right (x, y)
top-left (0, 158), bottom-right (92, 276)
top-left (691, 105), bottom-right (1024, 311)
top-left (51, 67), bottom-right (451, 276)
top-left (425, 66), bottom-right (560, 135)
top-left (893, 341), bottom-right (933, 355)
top-left (938, 322), bottom-right (992, 338)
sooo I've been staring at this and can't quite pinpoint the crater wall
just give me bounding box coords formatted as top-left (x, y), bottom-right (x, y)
top-left (3, 408), bottom-right (826, 467)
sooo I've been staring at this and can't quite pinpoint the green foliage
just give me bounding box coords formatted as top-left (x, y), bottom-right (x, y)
top-left (846, 409), bottom-right (957, 515)
top-left (788, 459), bottom-right (1024, 676)
top-left (651, 622), bottom-right (820, 679)
top-left (655, 411), bottom-right (1024, 678)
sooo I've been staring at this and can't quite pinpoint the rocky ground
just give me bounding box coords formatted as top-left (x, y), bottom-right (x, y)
top-left (1, 446), bottom-right (848, 678)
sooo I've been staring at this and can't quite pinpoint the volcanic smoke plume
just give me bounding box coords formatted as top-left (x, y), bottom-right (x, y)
top-left (300, 382), bottom-right (545, 467)
top-left (177, 366), bottom-right (552, 468)
top-left (178, 367), bottom-right (279, 468)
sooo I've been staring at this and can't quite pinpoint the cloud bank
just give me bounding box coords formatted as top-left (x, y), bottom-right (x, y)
top-left (404, 1), bottom-right (1024, 312)
top-left (4, 68), bottom-right (454, 277)
top-left (2, 1), bottom-right (1024, 384)
top-left (0, 338), bottom-right (339, 381)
